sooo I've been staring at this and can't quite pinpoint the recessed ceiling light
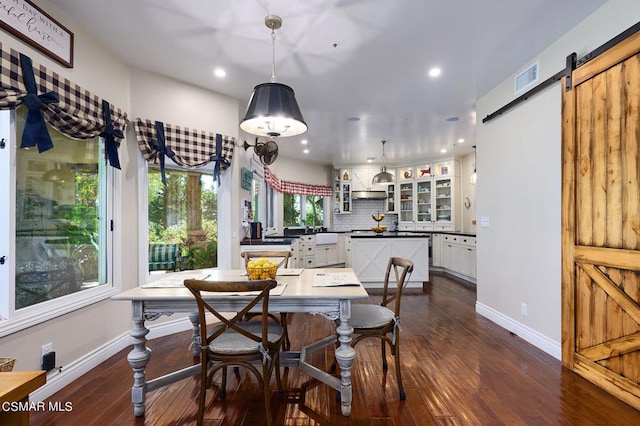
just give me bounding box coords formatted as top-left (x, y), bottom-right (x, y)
top-left (458, 138), bottom-right (465, 143)
top-left (214, 68), bottom-right (226, 78)
top-left (440, 148), bottom-right (447, 153)
top-left (446, 116), bottom-right (460, 122)
top-left (366, 157), bottom-right (375, 163)
top-left (303, 148), bottom-right (309, 154)
top-left (428, 67), bottom-right (441, 78)
top-left (300, 139), bottom-right (308, 145)
top-left (346, 117), bottom-right (360, 122)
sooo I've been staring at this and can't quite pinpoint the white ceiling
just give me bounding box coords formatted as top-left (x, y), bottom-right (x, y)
top-left (50, 0), bottom-right (608, 167)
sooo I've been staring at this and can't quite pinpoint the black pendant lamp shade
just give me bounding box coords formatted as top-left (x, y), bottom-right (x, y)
top-left (240, 82), bottom-right (307, 137)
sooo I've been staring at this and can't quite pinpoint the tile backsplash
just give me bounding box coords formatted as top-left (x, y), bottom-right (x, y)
top-left (332, 199), bottom-right (398, 232)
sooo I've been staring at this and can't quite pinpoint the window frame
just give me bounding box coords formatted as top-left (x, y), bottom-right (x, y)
top-left (0, 109), bottom-right (119, 338)
top-left (138, 154), bottom-right (219, 285)
top-left (283, 193), bottom-right (327, 230)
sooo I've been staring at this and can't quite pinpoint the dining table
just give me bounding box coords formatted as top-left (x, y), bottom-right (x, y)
top-left (111, 267), bottom-right (369, 417)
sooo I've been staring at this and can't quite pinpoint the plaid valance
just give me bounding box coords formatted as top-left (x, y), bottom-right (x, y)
top-left (0, 43), bottom-right (129, 168)
top-left (264, 166), bottom-right (332, 196)
top-left (134, 118), bottom-right (235, 185)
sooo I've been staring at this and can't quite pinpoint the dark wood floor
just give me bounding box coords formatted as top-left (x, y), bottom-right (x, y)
top-left (31, 275), bottom-right (640, 425)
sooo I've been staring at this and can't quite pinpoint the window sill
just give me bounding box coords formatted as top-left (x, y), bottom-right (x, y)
top-left (0, 285), bottom-right (119, 338)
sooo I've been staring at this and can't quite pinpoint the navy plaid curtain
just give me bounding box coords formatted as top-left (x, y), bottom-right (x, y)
top-left (134, 118), bottom-right (235, 184)
top-left (0, 42), bottom-right (128, 168)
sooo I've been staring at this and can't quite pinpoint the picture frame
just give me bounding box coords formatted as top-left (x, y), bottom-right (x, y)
top-left (0, 0), bottom-right (74, 68)
top-left (440, 166), bottom-right (449, 175)
top-left (241, 167), bottom-right (253, 190)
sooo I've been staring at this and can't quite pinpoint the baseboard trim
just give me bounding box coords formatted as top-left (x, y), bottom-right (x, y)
top-left (475, 301), bottom-right (561, 360)
top-left (30, 317), bottom-right (195, 402)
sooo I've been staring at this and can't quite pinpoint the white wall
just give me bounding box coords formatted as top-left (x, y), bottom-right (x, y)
top-left (0, 1), bottom-right (133, 372)
top-left (475, 0), bottom-right (640, 358)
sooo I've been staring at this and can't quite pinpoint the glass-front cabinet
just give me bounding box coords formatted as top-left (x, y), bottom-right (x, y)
top-left (434, 177), bottom-right (452, 223)
top-left (399, 181), bottom-right (414, 223)
top-left (385, 183), bottom-right (397, 213)
top-left (334, 169), bottom-right (351, 214)
top-left (397, 159), bottom-right (459, 231)
top-left (415, 180), bottom-right (432, 223)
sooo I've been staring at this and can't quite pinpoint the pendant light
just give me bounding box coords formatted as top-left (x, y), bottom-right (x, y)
top-left (240, 15), bottom-right (307, 138)
top-left (470, 145), bottom-right (477, 185)
top-left (372, 140), bottom-right (394, 184)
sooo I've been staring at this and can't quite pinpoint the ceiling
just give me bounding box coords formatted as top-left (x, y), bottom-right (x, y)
top-left (50, 0), bottom-right (608, 167)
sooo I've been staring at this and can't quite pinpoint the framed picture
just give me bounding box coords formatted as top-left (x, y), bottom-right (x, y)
top-left (241, 167), bottom-right (253, 190)
top-left (440, 166), bottom-right (449, 175)
top-left (0, 0), bottom-right (74, 67)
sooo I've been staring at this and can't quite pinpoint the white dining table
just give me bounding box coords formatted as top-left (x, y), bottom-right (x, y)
top-left (111, 267), bottom-right (369, 417)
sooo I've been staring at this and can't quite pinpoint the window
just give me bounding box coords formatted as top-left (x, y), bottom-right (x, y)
top-left (146, 163), bottom-right (218, 274)
top-left (0, 108), bottom-right (114, 330)
top-left (283, 194), bottom-right (325, 228)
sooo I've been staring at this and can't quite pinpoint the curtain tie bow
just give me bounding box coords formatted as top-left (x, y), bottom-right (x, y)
top-left (19, 53), bottom-right (59, 153)
top-left (99, 100), bottom-right (124, 169)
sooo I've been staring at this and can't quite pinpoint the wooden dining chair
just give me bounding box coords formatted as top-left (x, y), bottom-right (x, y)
top-left (332, 257), bottom-right (414, 399)
top-left (183, 278), bottom-right (285, 426)
top-left (242, 250), bottom-right (293, 350)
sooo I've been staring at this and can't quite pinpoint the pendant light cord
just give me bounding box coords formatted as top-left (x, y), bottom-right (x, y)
top-left (271, 25), bottom-right (277, 83)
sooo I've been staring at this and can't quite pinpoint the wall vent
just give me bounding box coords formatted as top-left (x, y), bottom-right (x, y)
top-left (515, 61), bottom-right (539, 94)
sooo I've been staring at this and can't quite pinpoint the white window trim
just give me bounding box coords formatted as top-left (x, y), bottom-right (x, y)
top-left (137, 151), bottom-right (220, 285)
top-left (0, 110), bottom-right (120, 338)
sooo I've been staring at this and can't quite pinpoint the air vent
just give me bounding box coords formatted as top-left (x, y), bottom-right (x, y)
top-left (515, 62), bottom-right (539, 94)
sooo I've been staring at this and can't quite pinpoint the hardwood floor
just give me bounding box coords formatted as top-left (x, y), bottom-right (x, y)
top-left (31, 275), bottom-right (640, 425)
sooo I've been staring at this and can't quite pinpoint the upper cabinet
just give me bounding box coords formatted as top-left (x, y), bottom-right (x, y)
top-left (350, 166), bottom-right (386, 191)
top-left (396, 159), bottom-right (460, 231)
top-left (334, 169), bottom-right (352, 214)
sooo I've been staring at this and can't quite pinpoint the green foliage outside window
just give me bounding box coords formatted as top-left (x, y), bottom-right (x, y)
top-left (148, 167), bottom-right (218, 269)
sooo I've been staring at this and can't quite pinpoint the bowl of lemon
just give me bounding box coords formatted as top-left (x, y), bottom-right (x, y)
top-left (246, 257), bottom-right (278, 280)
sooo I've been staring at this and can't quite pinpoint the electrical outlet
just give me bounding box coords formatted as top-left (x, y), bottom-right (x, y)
top-left (520, 303), bottom-right (528, 317)
top-left (42, 343), bottom-right (53, 356)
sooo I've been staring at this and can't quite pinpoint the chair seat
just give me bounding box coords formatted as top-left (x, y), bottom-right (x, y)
top-left (208, 322), bottom-right (284, 354)
top-left (350, 305), bottom-right (395, 329)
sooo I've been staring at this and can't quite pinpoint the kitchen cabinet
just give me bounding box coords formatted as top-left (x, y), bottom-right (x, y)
top-left (385, 182), bottom-right (397, 213)
top-left (349, 235), bottom-right (429, 288)
top-left (397, 160), bottom-right (459, 231)
top-left (333, 169), bottom-right (352, 214)
top-left (315, 244), bottom-right (339, 267)
top-left (350, 166), bottom-right (380, 191)
top-left (440, 234), bottom-right (476, 280)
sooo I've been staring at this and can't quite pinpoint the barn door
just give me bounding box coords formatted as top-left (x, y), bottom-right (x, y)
top-left (562, 31), bottom-right (640, 409)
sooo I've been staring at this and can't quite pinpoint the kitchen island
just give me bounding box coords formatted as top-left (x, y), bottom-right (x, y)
top-left (348, 231), bottom-right (430, 288)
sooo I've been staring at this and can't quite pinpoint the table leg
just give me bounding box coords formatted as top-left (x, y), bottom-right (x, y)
top-left (188, 311), bottom-right (201, 356)
top-left (335, 300), bottom-right (356, 416)
top-left (126, 302), bottom-right (152, 417)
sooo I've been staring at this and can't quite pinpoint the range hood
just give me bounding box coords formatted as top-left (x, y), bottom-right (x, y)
top-left (351, 190), bottom-right (386, 200)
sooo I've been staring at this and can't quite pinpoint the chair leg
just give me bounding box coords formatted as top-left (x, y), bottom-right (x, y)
top-left (394, 335), bottom-right (405, 400)
top-left (381, 340), bottom-right (388, 371)
top-left (220, 366), bottom-right (227, 398)
top-left (281, 312), bottom-right (291, 351)
top-left (262, 362), bottom-right (274, 426)
top-left (197, 356), bottom-right (208, 426)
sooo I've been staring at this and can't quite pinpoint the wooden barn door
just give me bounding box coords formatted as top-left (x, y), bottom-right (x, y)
top-left (562, 31), bottom-right (640, 409)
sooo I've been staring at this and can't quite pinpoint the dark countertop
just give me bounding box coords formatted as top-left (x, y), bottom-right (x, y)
top-left (349, 231), bottom-right (430, 238)
top-left (240, 238), bottom-right (296, 245)
top-left (261, 230), bottom-right (476, 240)
top-left (349, 230), bottom-right (476, 238)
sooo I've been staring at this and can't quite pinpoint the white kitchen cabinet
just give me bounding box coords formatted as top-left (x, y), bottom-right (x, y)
top-left (397, 173), bottom-right (459, 232)
top-left (333, 169), bottom-right (352, 214)
top-left (350, 236), bottom-right (429, 288)
top-left (440, 234), bottom-right (476, 280)
top-left (300, 235), bottom-right (315, 268)
top-left (385, 182), bottom-right (397, 213)
top-left (350, 166), bottom-right (380, 191)
top-left (431, 233), bottom-right (442, 267)
top-left (315, 244), bottom-right (339, 267)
